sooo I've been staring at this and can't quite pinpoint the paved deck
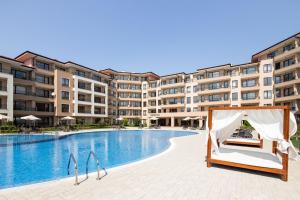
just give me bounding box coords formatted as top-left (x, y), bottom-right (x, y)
top-left (0, 131), bottom-right (300, 200)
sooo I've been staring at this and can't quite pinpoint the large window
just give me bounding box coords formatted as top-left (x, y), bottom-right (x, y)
top-left (208, 71), bottom-right (221, 78)
top-left (263, 64), bottom-right (272, 73)
top-left (232, 92), bottom-right (238, 101)
top-left (283, 58), bottom-right (295, 67)
top-left (36, 88), bottom-right (50, 98)
top-left (263, 77), bottom-right (272, 86)
top-left (242, 92), bottom-right (256, 100)
top-left (232, 80), bottom-right (238, 88)
top-left (13, 70), bottom-right (27, 79)
top-left (36, 74), bottom-right (51, 84)
top-left (36, 61), bottom-right (50, 70)
top-left (186, 97), bottom-right (191, 104)
top-left (264, 90), bottom-right (272, 99)
top-left (283, 43), bottom-right (295, 52)
top-left (61, 78), bottom-right (69, 87)
top-left (243, 67), bottom-right (256, 74)
top-left (14, 85), bottom-right (26, 94)
top-left (61, 91), bottom-right (70, 100)
top-left (283, 88), bottom-right (294, 96)
top-left (76, 70), bottom-right (86, 77)
top-left (61, 104), bottom-right (69, 112)
top-left (242, 79), bottom-right (256, 87)
top-left (283, 73), bottom-right (295, 82)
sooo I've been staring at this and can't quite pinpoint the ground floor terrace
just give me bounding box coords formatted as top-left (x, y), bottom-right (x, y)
top-left (1, 129), bottom-right (299, 200)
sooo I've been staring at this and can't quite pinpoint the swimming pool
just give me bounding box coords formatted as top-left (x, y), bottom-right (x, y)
top-left (0, 130), bottom-right (196, 188)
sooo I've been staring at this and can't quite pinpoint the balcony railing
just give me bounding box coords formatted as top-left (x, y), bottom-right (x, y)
top-left (14, 106), bottom-right (54, 112)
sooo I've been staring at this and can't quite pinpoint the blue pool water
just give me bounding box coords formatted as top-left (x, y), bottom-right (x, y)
top-left (0, 130), bottom-right (195, 188)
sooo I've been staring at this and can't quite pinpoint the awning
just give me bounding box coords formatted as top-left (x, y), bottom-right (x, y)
top-left (150, 117), bottom-right (159, 120)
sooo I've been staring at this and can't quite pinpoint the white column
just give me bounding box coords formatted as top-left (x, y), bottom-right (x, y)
top-left (171, 117), bottom-right (175, 127)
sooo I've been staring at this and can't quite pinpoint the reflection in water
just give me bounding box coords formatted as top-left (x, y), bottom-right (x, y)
top-left (0, 130), bottom-right (195, 188)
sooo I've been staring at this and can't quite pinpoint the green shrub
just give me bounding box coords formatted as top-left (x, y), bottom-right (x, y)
top-left (122, 118), bottom-right (129, 126)
top-left (133, 118), bottom-right (141, 127)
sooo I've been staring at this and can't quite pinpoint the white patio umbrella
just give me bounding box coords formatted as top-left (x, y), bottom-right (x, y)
top-left (116, 117), bottom-right (123, 121)
top-left (150, 117), bottom-right (159, 120)
top-left (21, 115), bottom-right (41, 121)
top-left (182, 117), bottom-right (191, 121)
top-left (0, 114), bottom-right (9, 120)
top-left (61, 116), bottom-right (75, 126)
top-left (20, 115), bottom-right (41, 128)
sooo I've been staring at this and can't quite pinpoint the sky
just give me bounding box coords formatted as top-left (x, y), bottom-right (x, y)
top-left (0, 0), bottom-right (299, 75)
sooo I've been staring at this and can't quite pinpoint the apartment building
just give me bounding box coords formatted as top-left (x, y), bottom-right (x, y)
top-left (0, 57), bottom-right (15, 120)
top-left (101, 69), bottom-right (159, 124)
top-left (0, 32), bottom-right (299, 127)
top-left (252, 32), bottom-right (300, 120)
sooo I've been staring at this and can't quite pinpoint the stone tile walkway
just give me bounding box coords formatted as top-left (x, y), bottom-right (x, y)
top-left (0, 131), bottom-right (299, 200)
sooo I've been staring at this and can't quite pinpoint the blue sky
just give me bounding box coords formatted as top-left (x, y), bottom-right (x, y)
top-left (0, 0), bottom-right (299, 75)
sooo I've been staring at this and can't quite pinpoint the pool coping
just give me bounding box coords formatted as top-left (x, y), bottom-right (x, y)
top-left (0, 128), bottom-right (203, 191)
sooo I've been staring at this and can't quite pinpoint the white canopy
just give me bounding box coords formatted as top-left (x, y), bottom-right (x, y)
top-left (183, 117), bottom-right (191, 121)
top-left (61, 116), bottom-right (75, 120)
top-left (0, 114), bottom-right (9, 120)
top-left (20, 115), bottom-right (41, 121)
top-left (116, 117), bottom-right (123, 121)
top-left (209, 109), bottom-right (298, 159)
top-left (150, 117), bottom-right (159, 120)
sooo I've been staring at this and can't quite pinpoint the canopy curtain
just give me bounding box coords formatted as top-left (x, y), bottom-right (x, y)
top-left (247, 110), bottom-right (298, 159)
top-left (209, 110), bottom-right (243, 154)
top-left (209, 109), bottom-right (298, 160)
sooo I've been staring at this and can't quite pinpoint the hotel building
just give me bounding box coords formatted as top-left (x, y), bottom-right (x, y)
top-left (0, 32), bottom-right (299, 127)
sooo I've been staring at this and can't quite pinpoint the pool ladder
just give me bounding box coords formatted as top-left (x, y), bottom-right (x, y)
top-left (86, 150), bottom-right (107, 180)
top-left (67, 153), bottom-right (79, 185)
top-left (67, 151), bottom-right (107, 185)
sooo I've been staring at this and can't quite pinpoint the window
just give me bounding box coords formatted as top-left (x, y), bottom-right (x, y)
top-left (187, 107), bottom-right (191, 112)
top-left (36, 88), bottom-right (50, 98)
top-left (0, 63), bottom-right (2, 72)
top-left (275, 76), bottom-right (282, 84)
top-left (232, 80), bottom-right (238, 88)
top-left (186, 86), bottom-right (191, 93)
top-left (61, 104), bottom-right (69, 112)
top-left (143, 93), bottom-right (146, 98)
top-left (14, 86), bottom-right (26, 94)
top-left (13, 70), bottom-right (27, 79)
top-left (193, 96), bottom-right (200, 103)
top-left (283, 43), bottom-right (295, 52)
top-left (263, 64), bottom-right (272, 73)
top-left (208, 71), bottom-right (221, 78)
top-left (243, 67), bottom-right (256, 74)
top-left (36, 61), bottom-right (50, 70)
top-left (242, 92), bottom-right (256, 100)
top-left (283, 88), bottom-right (294, 96)
top-left (242, 79), bottom-right (256, 87)
top-left (232, 92), bottom-right (238, 101)
top-left (283, 73), bottom-right (295, 82)
top-left (197, 75), bottom-right (204, 80)
top-left (62, 78), bottom-right (69, 87)
top-left (186, 97), bottom-right (191, 104)
top-left (193, 85), bottom-right (200, 92)
top-left (264, 90), bottom-right (272, 99)
top-left (76, 70), bottom-right (85, 77)
top-left (263, 77), bottom-right (272, 86)
top-left (61, 91), bottom-right (69, 100)
top-left (275, 62), bottom-right (281, 70)
top-left (283, 58), bottom-right (295, 67)
top-left (143, 84), bottom-right (147, 90)
top-left (267, 51), bottom-right (278, 59)
top-left (36, 75), bottom-right (51, 84)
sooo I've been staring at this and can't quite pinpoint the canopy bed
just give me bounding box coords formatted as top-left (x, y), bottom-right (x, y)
top-left (206, 106), bottom-right (298, 181)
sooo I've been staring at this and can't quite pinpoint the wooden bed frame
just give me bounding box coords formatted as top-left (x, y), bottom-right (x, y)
top-left (223, 133), bottom-right (263, 148)
top-left (206, 106), bottom-right (290, 181)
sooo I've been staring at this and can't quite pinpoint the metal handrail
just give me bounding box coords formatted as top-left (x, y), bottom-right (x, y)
top-left (67, 153), bottom-right (79, 185)
top-left (86, 150), bottom-right (107, 180)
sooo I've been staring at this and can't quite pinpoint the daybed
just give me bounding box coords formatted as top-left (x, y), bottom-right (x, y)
top-left (206, 106), bottom-right (298, 181)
